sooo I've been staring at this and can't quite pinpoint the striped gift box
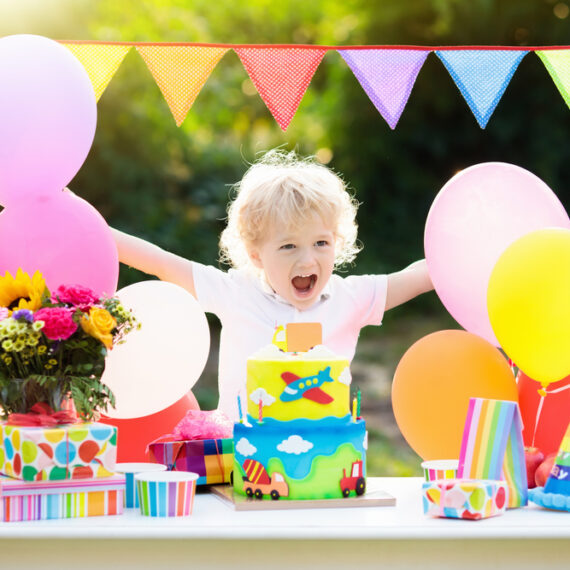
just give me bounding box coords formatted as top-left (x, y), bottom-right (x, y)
top-left (458, 398), bottom-right (528, 508)
top-left (0, 474), bottom-right (125, 522)
top-left (148, 438), bottom-right (233, 485)
top-left (135, 471), bottom-right (198, 517)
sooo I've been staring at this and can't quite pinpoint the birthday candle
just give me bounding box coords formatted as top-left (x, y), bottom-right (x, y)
top-left (258, 399), bottom-right (263, 423)
top-left (352, 397), bottom-right (357, 421)
top-left (356, 387), bottom-right (361, 418)
top-left (237, 394), bottom-right (243, 423)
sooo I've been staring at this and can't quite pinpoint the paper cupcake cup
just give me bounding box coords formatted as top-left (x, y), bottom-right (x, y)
top-left (421, 459), bottom-right (459, 482)
top-left (115, 462), bottom-right (167, 508)
top-left (135, 471), bottom-right (199, 517)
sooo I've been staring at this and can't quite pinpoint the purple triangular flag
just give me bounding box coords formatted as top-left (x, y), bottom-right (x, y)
top-left (338, 48), bottom-right (430, 129)
top-left (436, 49), bottom-right (528, 128)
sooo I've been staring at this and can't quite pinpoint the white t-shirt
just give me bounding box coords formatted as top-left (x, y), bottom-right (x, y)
top-left (192, 262), bottom-right (388, 420)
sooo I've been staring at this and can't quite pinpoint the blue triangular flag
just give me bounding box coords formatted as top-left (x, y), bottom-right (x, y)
top-left (436, 49), bottom-right (528, 128)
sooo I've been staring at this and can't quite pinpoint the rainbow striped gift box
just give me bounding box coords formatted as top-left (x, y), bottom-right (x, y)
top-left (458, 398), bottom-right (528, 508)
top-left (148, 438), bottom-right (233, 485)
top-left (0, 474), bottom-right (125, 522)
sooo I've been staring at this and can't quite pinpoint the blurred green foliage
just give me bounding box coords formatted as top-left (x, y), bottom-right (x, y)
top-left (2, 0), bottom-right (567, 278)
top-left (1, 1), bottom-right (569, 472)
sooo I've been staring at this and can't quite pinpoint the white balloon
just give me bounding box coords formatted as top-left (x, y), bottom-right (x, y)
top-left (102, 280), bottom-right (210, 419)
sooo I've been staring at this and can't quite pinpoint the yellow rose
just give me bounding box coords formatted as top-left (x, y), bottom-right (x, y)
top-left (80, 307), bottom-right (117, 349)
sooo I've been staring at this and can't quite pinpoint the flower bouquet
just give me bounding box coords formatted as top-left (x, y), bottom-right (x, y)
top-left (0, 268), bottom-right (138, 423)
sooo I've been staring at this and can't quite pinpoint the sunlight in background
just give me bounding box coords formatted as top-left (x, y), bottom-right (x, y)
top-left (553, 2), bottom-right (570, 19)
top-left (0, 0), bottom-right (93, 42)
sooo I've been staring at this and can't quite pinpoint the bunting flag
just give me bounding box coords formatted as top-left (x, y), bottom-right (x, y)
top-left (338, 48), bottom-right (429, 129)
top-left (234, 46), bottom-right (328, 131)
top-left (436, 49), bottom-right (528, 128)
top-left (136, 45), bottom-right (229, 126)
top-left (63, 43), bottom-right (132, 101)
top-left (536, 49), bottom-right (570, 108)
top-left (50, 41), bottom-right (570, 130)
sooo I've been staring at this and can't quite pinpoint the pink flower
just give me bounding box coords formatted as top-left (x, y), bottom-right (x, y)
top-left (34, 307), bottom-right (78, 340)
top-left (52, 284), bottom-right (99, 310)
top-left (0, 307), bottom-right (9, 321)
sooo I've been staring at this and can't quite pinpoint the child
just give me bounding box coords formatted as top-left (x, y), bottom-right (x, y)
top-left (112, 150), bottom-right (433, 420)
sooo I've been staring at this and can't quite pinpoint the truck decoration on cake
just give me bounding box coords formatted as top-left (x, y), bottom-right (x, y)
top-left (242, 459), bottom-right (289, 500)
top-left (340, 460), bottom-right (366, 497)
top-left (279, 367), bottom-right (335, 404)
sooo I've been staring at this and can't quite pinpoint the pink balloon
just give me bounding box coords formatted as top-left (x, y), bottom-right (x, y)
top-left (0, 35), bottom-right (96, 205)
top-left (0, 192), bottom-right (118, 296)
top-left (425, 162), bottom-right (570, 345)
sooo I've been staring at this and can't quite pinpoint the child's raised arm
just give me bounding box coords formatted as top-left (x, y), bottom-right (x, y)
top-left (112, 228), bottom-right (196, 297)
top-left (385, 259), bottom-right (433, 311)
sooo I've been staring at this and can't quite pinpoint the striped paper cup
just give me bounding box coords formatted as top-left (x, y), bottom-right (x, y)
top-left (116, 463), bottom-right (167, 508)
top-left (421, 459), bottom-right (459, 482)
top-left (135, 471), bottom-right (199, 517)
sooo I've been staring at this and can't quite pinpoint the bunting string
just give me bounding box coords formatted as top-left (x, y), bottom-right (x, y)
top-left (56, 41), bottom-right (570, 130)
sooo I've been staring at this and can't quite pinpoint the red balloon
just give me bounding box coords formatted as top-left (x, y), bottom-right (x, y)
top-left (100, 392), bottom-right (200, 463)
top-left (517, 371), bottom-right (570, 456)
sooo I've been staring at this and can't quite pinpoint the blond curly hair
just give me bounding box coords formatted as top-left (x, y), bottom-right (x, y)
top-left (219, 149), bottom-right (361, 270)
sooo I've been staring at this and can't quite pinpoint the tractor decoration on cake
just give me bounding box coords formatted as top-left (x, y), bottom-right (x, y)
top-left (340, 460), bottom-right (366, 497)
top-left (242, 459), bottom-right (289, 500)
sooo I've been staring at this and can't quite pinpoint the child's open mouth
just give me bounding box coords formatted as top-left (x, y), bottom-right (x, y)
top-left (292, 274), bottom-right (317, 295)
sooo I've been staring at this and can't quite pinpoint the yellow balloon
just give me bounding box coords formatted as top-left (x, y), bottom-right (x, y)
top-left (487, 228), bottom-right (570, 385)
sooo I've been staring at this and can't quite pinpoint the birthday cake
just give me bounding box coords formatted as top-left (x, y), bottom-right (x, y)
top-left (232, 342), bottom-right (367, 500)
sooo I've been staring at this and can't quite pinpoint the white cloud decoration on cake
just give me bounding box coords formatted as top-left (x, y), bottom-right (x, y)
top-left (338, 366), bottom-right (352, 385)
top-left (277, 435), bottom-right (314, 454)
top-left (363, 431), bottom-right (368, 450)
top-left (249, 387), bottom-right (276, 406)
top-left (235, 437), bottom-right (257, 457)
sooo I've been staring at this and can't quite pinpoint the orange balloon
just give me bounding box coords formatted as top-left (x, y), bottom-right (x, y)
top-left (99, 391), bottom-right (200, 462)
top-left (517, 371), bottom-right (570, 456)
top-left (392, 330), bottom-right (518, 460)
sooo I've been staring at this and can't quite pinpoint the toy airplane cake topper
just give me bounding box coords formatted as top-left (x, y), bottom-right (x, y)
top-left (280, 367), bottom-right (334, 404)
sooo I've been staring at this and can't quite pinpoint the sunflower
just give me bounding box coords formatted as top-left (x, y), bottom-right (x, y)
top-left (0, 269), bottom-right (48, 313)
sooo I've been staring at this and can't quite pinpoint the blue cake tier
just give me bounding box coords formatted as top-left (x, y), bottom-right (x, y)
top-left (233, 414), bottom-right (367, 500)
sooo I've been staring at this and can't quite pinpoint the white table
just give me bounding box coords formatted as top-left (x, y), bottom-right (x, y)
top-left (0, 478), bottom-right (568, 570)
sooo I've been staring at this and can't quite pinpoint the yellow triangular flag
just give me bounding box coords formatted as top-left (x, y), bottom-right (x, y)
top-left (136, 45), bottom-right (229, 126)
top-left (536, 49), bottom-right (570, 108)
top-left (63, 43), bottom-right (132, 101)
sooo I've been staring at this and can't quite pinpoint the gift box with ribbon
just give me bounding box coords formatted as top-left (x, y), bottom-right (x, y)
top-left (0, 473), bottom-right (125, 522)
top-left (0, 422), bottom-right (117, 481)
top-left (148, 438), bottom-right (233, 485)
top-left (147, 409), bottom-right (233, 485)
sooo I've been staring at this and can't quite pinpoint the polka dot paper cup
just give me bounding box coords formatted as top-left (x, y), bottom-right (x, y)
top-left (115, 462), bottom-right (167, 508)
top-left (135, 471), bottom-right (199, 517)
top-left (421, 459), bottom-right (459, 482)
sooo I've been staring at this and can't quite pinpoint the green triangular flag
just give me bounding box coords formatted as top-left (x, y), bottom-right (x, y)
top-left (536, 49), bottom-right (570, 108)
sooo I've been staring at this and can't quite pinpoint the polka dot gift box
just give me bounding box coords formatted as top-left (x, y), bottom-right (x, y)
top-left (0, 422), bottom-right (117, 481)
top-left (422, 479), bottom-right (508, 520)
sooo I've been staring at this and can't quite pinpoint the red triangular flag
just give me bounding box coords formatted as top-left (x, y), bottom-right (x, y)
top-left (235, 46), bottom-right (328, 130)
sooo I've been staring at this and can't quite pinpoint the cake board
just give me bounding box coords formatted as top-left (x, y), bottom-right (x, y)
top-left (207, 484), bottom-right (396, 511)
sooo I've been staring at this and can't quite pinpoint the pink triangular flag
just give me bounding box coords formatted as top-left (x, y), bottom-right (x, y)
top-left (338, 48), bottom-right (430, 129)
top-left (234, 47), bottom-right (328, 130)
